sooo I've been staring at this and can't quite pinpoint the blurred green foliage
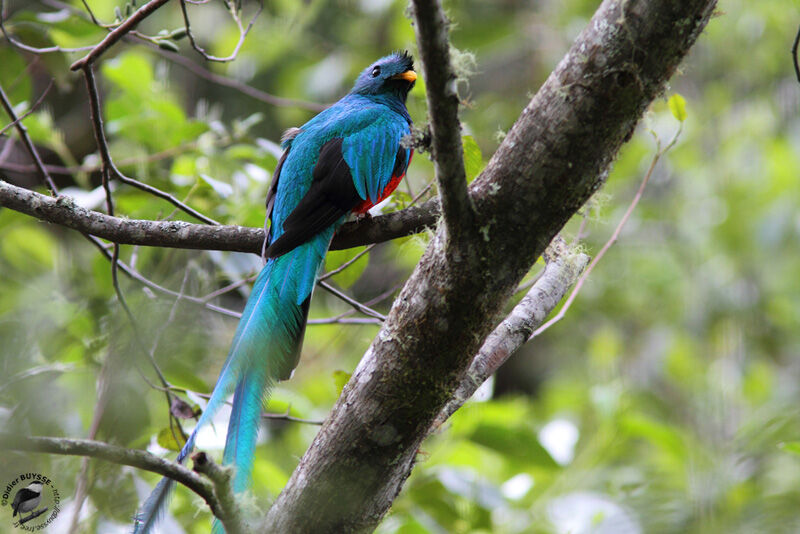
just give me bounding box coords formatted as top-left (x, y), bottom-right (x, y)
top-left (1, 0), bottom-right (799, 533)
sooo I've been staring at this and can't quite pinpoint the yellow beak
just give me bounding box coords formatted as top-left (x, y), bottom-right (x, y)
top-left (391, 70), bottom-right (417, 83)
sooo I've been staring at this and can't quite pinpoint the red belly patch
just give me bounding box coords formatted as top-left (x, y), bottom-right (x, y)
top-left (352, 150), bottom-right (414, 214)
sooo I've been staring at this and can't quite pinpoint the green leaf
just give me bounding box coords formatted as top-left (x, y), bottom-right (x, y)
top-left (102, 52), bottom-right (154, 95)
top-left (779, 442), bottom-right (800, 456)
top-left (157, 427), bottom-right (186, 451)
top-left (667, 93), bottom-right (687, 122)
top-left (462, 135), bottom-right (484, 183)
top-left (170, 27), bottom-right (189, 40)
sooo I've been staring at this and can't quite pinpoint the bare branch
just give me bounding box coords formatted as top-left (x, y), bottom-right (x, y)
top-left (179, 0), bottom-right (262, 63)
top-left (0, 432), bottom-right (224, 520)
top-left (433, 239), bottom-right (589, 428)
top-left (146, 41), bottom-right (327, 111)
top-left (0, 140), bottom-right (200, 175)
top-left (0, 82), bottom-right (58, 193)
top-left (793, 23), bottom-right (800, 83)
top-left (0, 0), bottom-right (95, 54)
top-left (70, 0), bottom-right (172, 71)
top-left (408, 0), bottom-right (475, 248)
top-left (318, 281), bottom-right (386, 321)
top-left (38, 0), bottom-right (324, 111)
top-left (0, 178), bottom-right (438, 253)
top-left (307, 316), bottom-right (382, 325)
top-left (530, 124), bottom-right (683, 339)
top-left (319, 244), bottom-right (375, 281)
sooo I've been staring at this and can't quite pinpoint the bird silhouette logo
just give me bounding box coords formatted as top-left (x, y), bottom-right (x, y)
top-left (2, 473), bottom-right (61, 529)
top-left (11, 481), bottom-right (44, 521)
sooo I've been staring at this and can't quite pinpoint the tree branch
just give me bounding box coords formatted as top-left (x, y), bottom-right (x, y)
top-left (191, 452), bottom-right (247, 534)
top-left (0, 433), bottom-right (225, 520)
top-left (262, 1), bottom-right (717, 531)
top-left (70, 0), bottom-right (172, 71)
top-left (0, 178), bottom-right (438, 253)
top-left (409, 0), bottom-right (475, 248)
top-left (433, 238), bottom-right (589, 428)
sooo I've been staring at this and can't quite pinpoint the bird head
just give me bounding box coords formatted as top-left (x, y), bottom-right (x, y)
top-left (26, 482), bottom-right (43, 492)
top-left (350, 51), bottom-right (416, 102)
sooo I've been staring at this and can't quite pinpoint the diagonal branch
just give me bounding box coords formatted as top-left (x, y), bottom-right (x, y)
top-left (0, 83), bottom-right (58, 193)
top-left (262, 1), bottom-right (718, 532)
top-left (408, 0), bottom-right (475, 248)
top-left (70, 0), bottom-right (173, 71)
top-left (0, 79), bottom-right (53, 136)
top-left (433, 239), bottom-right (589, 428)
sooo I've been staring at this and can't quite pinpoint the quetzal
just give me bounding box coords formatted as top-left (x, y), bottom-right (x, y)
top-left (134, 52), bottom-right (416, 533)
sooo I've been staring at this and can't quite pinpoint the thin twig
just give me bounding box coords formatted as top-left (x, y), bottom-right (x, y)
top-left (530, 123), bottom-right (683, 339)
top-left (82, 233), bottom-right (242, 317)
top-left (307, 316), bottom-right (382, 325)
top-left (147, 41), bottom-right (327, 111)
top-left (179, 0), bottom-right (262, 63)
top-left (318, 280), bottom-right (386, 321)
top-left (0, 0), bottom-right (95, 54)
top-left (164, 385), bottom-right (325, 425)
top-left (793, 24), bottom-right (800, 84)
top-left (80, 64), bottom-right (219, 225)
top-left (0, 363), bottom-right (76, 394)
top-left (0, 140), bottom-right (201, 175)
top-left (0, 81), bottom-right (58, 193)
top-left (200, 274), bottom-right (258, 302)
top-left (0, 79), bottom-right (53, 136)
top-left (79, 0), bottom-right (101, 25)
top-left (319, 244), bottom-right (375, 281)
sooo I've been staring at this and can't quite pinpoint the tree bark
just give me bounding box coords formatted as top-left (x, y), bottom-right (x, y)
top-left (262, 0), bottom-right (717, 532)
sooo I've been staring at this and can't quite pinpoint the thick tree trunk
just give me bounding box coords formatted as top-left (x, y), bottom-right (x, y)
top-left (262, 0), bottom-right (717, 532)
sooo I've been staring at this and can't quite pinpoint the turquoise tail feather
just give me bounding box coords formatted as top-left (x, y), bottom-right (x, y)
top-left (134, 231), bottom-right (333, 534)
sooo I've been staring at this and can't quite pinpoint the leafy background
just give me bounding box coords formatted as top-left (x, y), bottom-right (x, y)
top-left (1, 0), bottom-right (800, 532)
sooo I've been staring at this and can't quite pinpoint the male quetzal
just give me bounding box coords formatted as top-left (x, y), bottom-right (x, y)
top-left (134, 51), bottom-right (416, 533)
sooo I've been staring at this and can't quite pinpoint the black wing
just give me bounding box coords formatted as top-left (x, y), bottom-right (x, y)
top-left (265, 137), bottom-right (361, 258)
top-left (265, 148), bottom-right (289, 228)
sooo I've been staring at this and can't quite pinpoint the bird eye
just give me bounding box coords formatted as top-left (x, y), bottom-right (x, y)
top-left (371, 66), bottom-right (381, 78)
